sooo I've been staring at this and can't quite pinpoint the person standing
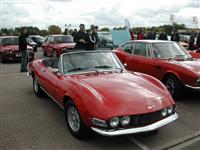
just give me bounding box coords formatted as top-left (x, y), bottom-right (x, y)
top-left (147, 29), bottom-right (156, 40)
top-left (85, 29), bottom-right (97, 50)
top-left (74, 24), bottom-right (87, 49)
top-left (196, 32), bottom-right (200, 49)
top-left (189, 33), bottom-right (195, 50)
top-left (137, 31), bottom-right (144, 40)
top-left (72, 29), bottom-right (77, 38)
top-left (91, 25), bottom-right (99, 49)
top-left (19, 27), bottom-right (28, 72)
top-left (159, 31), bottom-right (168, 40)
top-left (129, 29), bottom-right (134, 40)
top-left (171, 31), bottom-right (180, 42)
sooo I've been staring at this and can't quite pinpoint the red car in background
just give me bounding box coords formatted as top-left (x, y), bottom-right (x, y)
top-left (114, 40), bottom-right (200, 99)
top-left (189, 49), bottom-right (200, 59)
top-left (28, 51), bottom-right (177, 138)
top-left (42, 35), bottom-right (75, 57)
top-left (0, 36), bottom-right (33, 63)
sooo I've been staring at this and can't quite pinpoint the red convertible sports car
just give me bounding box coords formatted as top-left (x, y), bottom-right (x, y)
top-left (114, 40), bottom-right (200, 99)
top-left (42, 35), bottom-right (75, 57)
top-left (28, 50), bottom-right (178, 138)
top-left (0, 36), bottom-right (33, 62)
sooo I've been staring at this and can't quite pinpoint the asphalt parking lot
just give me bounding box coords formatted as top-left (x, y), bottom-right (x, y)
top-left (1, 48), bottom-right (200, 150)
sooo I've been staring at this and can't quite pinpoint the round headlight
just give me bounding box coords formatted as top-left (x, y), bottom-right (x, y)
top-left (162, 108), bottom-right (168, 117)
top-left (168, 106), bottom-right (173, 114)
top-left (120, 116), bottom-right (131, 126)
top-left (109, 117), bottom-right (119, 128)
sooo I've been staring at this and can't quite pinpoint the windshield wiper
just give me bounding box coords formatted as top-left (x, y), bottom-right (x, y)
top-left (94, 65), bottom-right (113, 69)
top-left (67, 67), bottom-right (87, 72)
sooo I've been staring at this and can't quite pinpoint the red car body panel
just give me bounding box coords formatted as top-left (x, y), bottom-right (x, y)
top-left (189, 50), bottom-right (200, 59)
top-left (29, 57), bottom-right (175, 128)
top-left (114, 41), bottom-right (200, 88)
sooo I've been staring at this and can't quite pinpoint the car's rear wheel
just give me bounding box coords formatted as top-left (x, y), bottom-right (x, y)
top-left (163, 75), bottom-right (183, 100)
top-left (65, 100), bottom-right (90, 139)
top-left (33, 74), bottom-right (45, 97)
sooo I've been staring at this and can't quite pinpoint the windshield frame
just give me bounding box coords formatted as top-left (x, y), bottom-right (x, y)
top-left (0, 37), bottom-right (19, 46)
top-left (59, 51), bottom-right (125, 75)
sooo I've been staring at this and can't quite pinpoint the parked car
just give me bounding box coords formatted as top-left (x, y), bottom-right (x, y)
top-left (0, 36), bottom-right (33, 63)
top-left (26, 38), bottom-right (37, 52)
top-left (189, 49), bottom-right (200, 59)
top-left (29, 35), bottom-right (45, 47)
top-left (98, 31), bottom-right (113, 49)
top-left (28, 50), bottom-right (178, 138)
top-left (114, 40), bottom-right (200, 99)
top-left (42, 35), bottom-right (75, 57)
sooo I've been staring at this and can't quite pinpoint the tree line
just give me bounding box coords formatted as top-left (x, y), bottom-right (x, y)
top-left (0, 23), bottom-right (187, 36)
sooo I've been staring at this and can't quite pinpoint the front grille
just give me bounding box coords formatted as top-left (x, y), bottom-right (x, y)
top-left (131, 109), bottom-right (164, 127)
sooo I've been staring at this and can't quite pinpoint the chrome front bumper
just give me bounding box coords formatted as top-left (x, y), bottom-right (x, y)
top-left (185, 85), bottom-right (200, 90)
top-left (91, 113), bottom-right (178, 136)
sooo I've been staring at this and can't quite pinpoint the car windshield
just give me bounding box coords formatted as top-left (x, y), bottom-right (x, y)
top-left (152, 42), bottom-right (191, 59)
top-left (54, 36), bottom-right (73, 43)
top-left (0, 37), bottom-right (18, 45)
top-left (62, 52), bottom-right (122, 74)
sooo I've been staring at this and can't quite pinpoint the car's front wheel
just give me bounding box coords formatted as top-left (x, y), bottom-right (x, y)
top-left (33, 75), bottom-right (45, 97)
top-left (65, 100), bottom-right (90, 139)
top-left (163, 75), bottom-right (183, 100)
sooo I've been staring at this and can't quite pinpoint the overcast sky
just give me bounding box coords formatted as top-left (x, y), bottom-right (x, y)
top-left (1, 0), bottom-right (200, 30)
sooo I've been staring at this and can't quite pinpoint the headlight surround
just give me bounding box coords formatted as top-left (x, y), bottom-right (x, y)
top-left (197, 78), bottom-right (200, 86)
top-left (92, 118), bottom-right (107, 127)
top-left (161, 108), bottom-right (168, 117)
top-left (120, 116), bottom-right (131, 126)
top-left (167, 105), bottom-right (174, 114)
top-left (109, 117), bottom-right (120, 128)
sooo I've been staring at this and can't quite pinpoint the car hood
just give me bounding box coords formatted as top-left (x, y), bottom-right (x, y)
top-left (173, 60), bottom-right (200, 74)
top-left (77, 72), bottom-right (173, 117)
top-left (54, 43), bottom-right (75, 48)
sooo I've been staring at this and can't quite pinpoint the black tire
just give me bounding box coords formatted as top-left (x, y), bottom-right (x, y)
top-left (65, 100), bottom-right (90, 139)
top-left (0, 56), bottom-right (6, 63)
top-left (32, 74), bottom-right (45, 97)
top-left (163, 75), bottom-right (183, 100)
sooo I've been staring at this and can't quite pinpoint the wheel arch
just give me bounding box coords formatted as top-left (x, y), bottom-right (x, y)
top-left (162, 72), bottom-right (184, 86)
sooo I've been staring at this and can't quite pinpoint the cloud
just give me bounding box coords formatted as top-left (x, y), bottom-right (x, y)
top-left (1, 0), bottom-right (200, 29)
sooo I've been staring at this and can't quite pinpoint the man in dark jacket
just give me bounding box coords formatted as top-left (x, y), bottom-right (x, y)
top-left (159, 31), bottom-right (168, 40)
top-left (171, 31), bottom-right (180, 42)
top-left (73, 24), bottom-right (87, 49)
top-left (196, 32), bottom-right (200, 49)
top-left (19, 27), bottom-right (28, 72)
top-left (189, 33), bottom-right (195, 50)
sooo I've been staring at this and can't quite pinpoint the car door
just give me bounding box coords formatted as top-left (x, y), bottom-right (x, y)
top-left (126, 42), bottom-right (157, 76)
top-left (114, 42), bottom-right (134, 64)
top-left (47, 36), bottom-right (55, 55)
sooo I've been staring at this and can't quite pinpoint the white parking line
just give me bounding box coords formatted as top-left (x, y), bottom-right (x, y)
top-left (128, 137), bottom-right (150, 150)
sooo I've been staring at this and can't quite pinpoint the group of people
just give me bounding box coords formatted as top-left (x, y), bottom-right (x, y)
top-left (73, 24), bottom-right (99, 50)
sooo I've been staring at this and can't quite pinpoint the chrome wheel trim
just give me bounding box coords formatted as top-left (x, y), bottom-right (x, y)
top-left (67, 106), bottom-right (80, 132)
top-left (34, 78), bottom-right (39, 93)
top-left (165, 79), bottom-right (175, 95)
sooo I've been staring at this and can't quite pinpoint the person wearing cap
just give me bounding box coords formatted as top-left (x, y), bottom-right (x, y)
top-left (74, 24), bottom-right (87, 49)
